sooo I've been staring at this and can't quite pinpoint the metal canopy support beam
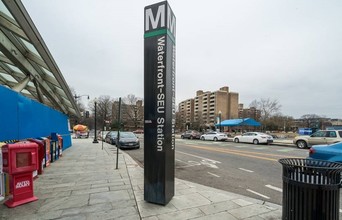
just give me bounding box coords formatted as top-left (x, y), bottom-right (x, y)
top-left (0, 0), bottom-right (80, 117)
top-left (0, 11), bottom-right (29, 41)
top-left (3, 0), bottom-right (80, 116)
top-left (12, 74), bottom-right (29, 92)
top-left (32, 78), bottom-right (44, 103)
top-left (0, 29), bottom-right (67, 113)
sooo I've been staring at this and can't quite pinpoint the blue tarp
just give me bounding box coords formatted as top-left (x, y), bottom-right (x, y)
top-left (216, 118), bottom-right (261, 127)
top-left (0, 85), bottom-right (72, 148)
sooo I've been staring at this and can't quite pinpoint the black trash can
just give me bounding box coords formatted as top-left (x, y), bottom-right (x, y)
top-left (279, 158), bottom-right (342, 220)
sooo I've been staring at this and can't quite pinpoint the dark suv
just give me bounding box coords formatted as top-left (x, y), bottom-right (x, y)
top-left (181, 130), bottom-right (201, 139)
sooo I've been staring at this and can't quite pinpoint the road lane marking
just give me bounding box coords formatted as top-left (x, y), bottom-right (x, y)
top-left (177, 151), bottom-right (221, 168)
top-left (233, 145), bottom-right (248, 148)
top-left (254, 147), bottom-right (268, 150)
top-left (182, 145), bottom-right (289, 162)
top-left (177, 151), bottom-right (221, 164)
top-left (239, 168), bottom-right (254, 173)
top-left (265, 184), bottom-right (283, 192)
top-left (175, 159), bottom-right (201, 168)
top-left (246, 189), bottom-right (270, 199)
top-left (277, 148), bottom-right (294, 152)
top-left (208, 172), bottom-right (220, 177)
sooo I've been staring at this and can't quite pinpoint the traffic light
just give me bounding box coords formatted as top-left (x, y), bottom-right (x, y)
top-left (85, 111), bottom-right (89, 118)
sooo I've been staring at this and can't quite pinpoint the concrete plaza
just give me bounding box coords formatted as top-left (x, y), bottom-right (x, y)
top-left (0, 138), bottom-right (282, 220)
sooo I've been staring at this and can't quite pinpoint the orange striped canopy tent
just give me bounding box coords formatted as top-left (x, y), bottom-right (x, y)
top-left (73, 124), bottom-right (88, 131)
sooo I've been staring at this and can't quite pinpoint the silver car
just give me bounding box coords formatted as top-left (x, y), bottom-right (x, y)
top-left (293, 130), bottom-right (342, 149)
top-left (234, 132), bottom-right (273, 145)
top-left (200, 132), bottom-right (228, 141)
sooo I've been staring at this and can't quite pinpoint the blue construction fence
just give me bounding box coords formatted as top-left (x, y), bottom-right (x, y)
top-left (0, 85), bottom-right (72, 149)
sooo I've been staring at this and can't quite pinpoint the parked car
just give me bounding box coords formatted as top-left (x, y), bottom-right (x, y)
top-left (308, 142), bottom-right (342, 162)
top-left (234, 132), bottom-right (273, 145)
top-left (200, 132), bottom-right (228, 141)
top-left (133, 129), bottom-right (144, 134)
top-left (117, 132), bottom-right (140, 149)
top-left (105, 131), bottom-right (118, 145)
top-left (293, 130), bottom-right (342, 149)
top-left (181, 130), bottom-right (201, 139)
top-left (98, 131), bottom-right (110, 141)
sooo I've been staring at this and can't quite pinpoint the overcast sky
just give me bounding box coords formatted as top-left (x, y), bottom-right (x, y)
top-left (22, 0), bottom-right (342, 119)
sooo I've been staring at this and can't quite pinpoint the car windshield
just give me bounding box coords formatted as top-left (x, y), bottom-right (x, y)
top-left (120, 132), bottom-right (136, 138)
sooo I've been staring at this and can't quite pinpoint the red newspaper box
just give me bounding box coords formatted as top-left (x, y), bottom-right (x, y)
top-left (2, 141), bottom-right (38, 208)
top-left (27, 139), bottom-right (45, 176)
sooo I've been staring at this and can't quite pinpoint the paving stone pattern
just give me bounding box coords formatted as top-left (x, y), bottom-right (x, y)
top-left (0, 139), bottom-right (282, 219)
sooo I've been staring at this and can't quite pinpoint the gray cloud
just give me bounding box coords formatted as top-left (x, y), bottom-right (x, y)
top-left (22, 0), bottom-right (342, 118)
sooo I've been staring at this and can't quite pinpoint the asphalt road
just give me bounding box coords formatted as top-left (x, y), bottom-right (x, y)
top-left (121, 138), bottom-right (315, 205)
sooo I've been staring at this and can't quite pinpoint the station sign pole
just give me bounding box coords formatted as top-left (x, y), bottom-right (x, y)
top-left (144, 1), bottom-right (176, 205)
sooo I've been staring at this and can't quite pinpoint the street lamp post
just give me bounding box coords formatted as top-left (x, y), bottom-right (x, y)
top-left (93, 99), bottom-right (99, 143)
top-left (218, 110), bottom-right (222, 132)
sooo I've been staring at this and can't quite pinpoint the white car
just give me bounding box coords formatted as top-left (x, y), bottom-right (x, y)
top-left (234, 132), bottom-right (273, 145)
top-left (200, 132), bottom-right (228, 141)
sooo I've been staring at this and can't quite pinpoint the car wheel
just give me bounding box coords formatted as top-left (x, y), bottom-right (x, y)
top-left (214, 137), bottom-right (218, 141)
top-left (253, 139), bottom-right (259, 145)
top-left (181, 135), bottom-right (184, 139)
top-left (234, 138), bottom-right (239, 143)
top-left (296, 140), bottom-right (307, 149)
top-left (201, 136), bottom-right (205, 141)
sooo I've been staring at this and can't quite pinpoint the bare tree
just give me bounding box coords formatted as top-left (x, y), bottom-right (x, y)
top-left (249, 98), bottom-right (281, 121)
top-left (69, 87), bottom-right (91, 127)
top-left (89, 95), bottom-right (113, 130)
top-left (300, 114), bottom-right (324, 128)
top-left (249, 98), bottom-right (281, 131)
top-left (122, 94), bottom-right (143, 129)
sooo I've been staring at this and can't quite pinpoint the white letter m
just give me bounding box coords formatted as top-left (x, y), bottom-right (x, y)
top-left (145, 4), bottom-right (165, 31)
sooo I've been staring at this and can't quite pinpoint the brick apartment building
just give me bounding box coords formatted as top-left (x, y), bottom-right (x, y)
top-left (178, 86), bottom-right (239, 129)
top-left (238, 104), bottom-right (261, 121)
top-left (112, 100), bottom-right (143, 130)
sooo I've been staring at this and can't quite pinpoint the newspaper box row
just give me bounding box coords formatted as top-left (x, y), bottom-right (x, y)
top-left (0, 134), bottom-right (63, 208)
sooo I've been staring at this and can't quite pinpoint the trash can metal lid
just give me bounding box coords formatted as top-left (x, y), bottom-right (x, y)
top-left (279, 158), bottom-right (342, 170)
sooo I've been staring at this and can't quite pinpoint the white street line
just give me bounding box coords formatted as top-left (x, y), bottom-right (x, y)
top-left (177, 151), bottom-right (221, 164)
top-left (246, 189), bottom-right (270, 199)
top-left (277, 148), bottom-right (294, 152)
top-left (254, 147), bottom-right (268, 150)
top-left (208, 172), bottom-right (220, 178)
top-left (234, 145), bottom-right (248, 148)
top-left (265, 184), bottom-right (283, 192)
top-left (239, 168), bottom-right (254, 173)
